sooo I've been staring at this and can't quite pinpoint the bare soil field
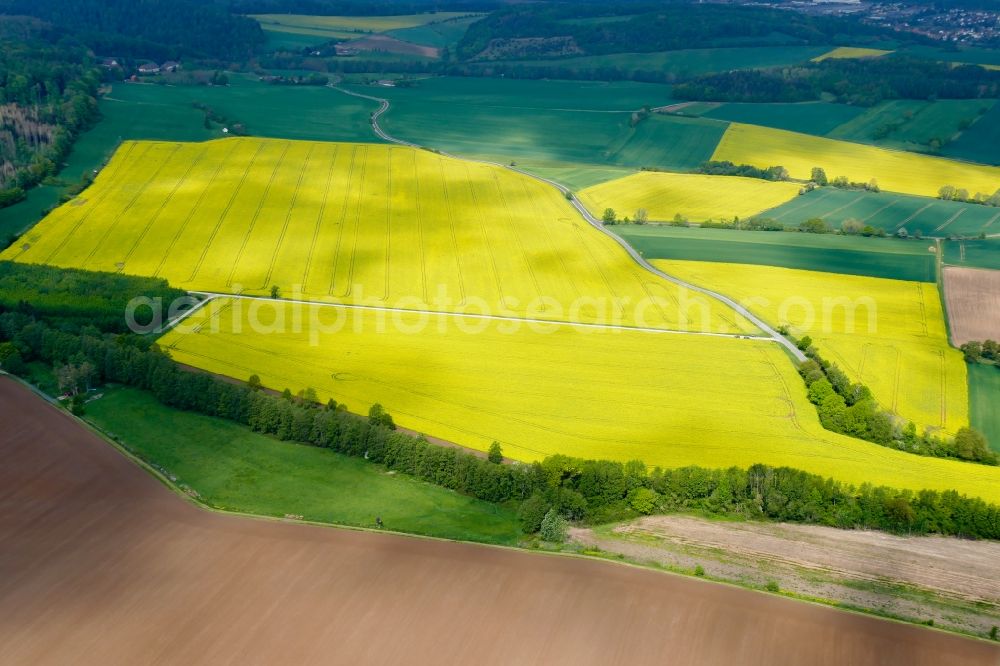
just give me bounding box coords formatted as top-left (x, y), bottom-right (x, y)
top-left (350, 34), bottom-right (439, 57)
top-left (943, 266), bottom-right (1000, 345)
top-left (573, 516), bottom-right (1000, 637)
top-left (2, 377), bottom-right (998, 666)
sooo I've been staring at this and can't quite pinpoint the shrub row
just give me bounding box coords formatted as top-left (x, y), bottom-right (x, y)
top-left (2, 304), bottom-right (999, 541)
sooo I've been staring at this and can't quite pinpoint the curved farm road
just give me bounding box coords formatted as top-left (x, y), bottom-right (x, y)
top-left (2, 377), bottom-right (997, 665)
top-left (334, 85), bottom-right (806, 362)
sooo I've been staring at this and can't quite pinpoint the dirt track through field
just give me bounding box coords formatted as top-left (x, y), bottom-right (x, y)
top-left (1, 377), bottom-right (998, 666)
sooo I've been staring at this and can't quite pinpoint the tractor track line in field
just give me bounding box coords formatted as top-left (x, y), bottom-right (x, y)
top-left (333, 85), bottom-right (807, 362)
top-left (187, 291), bottom-right (775, 341)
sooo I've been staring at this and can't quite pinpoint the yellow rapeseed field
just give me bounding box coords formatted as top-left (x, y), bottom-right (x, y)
top-left (812, 47), bottom-right (893, 61)
top-left (711, 123), bottom-right (1000, 198)
top-left (656, 260), bottom-right (968, 435)
top-left (577, 171), bottom-right (802, 223)
top-left (3, 138), bottom-right (757, 334)
top-left (159, 297), bottom-right (1000, 503)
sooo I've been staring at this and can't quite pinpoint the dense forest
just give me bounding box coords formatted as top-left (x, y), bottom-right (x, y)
top-left (674, 56), bottom-right (1000, 105)
top-left (455, 3), bottom-right (900, 61)
top-left (0, 262), bottom-right (186, 332)
top-left (0, 18), bottom-right (100, 208)
top-left (0, 0), bottom-right (265, 61)
top-left (1, 263), bottom-right (999, 542)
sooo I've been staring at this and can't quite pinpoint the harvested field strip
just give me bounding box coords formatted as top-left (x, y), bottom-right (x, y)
top-left (942, 266), bottom-right (1000, 346)
top-left (657, 261), bottom-right (968, 434)
top-left (575, 515), bottom-right (1000, 637)
top-left (712, 123), bottom-right (1000, 198)
top-left (160, 299), bottom-right (997, 502)
top-left (5, 138), bottom-right (759, 334)
top-left (5, 378), bottom-right (996, 665)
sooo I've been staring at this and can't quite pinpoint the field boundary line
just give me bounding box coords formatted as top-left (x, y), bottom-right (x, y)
top-left (331, 86), bottom-right (806, 362)
top-left (187, 291), bottom-right (777, 341)
top-left (157, 294), bottom-right (216, 334)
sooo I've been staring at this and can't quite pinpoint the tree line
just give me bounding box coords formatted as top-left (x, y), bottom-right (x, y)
top-left (793, 333), bottom-right (996, 464)
top-left (1, 265), bottom-right (999, 541)
top-left (961, 340), bottom-right (999, 365)
top-left (674, 56), bottom-right (1000, 106)
top-left (696, 160), bottom-right (790, 181)
top-left (0, 0), bottom-right (265, 61)
top-left (0, 18), bottom-right (100, 204)
top-left (455, 3), bottom-right (899, 61)
top-left (0, 262), bottom-right (186, 333)
top-left (229, 0), bottom-right (498, 15)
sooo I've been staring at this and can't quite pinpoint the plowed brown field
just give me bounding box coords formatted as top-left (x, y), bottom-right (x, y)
top-left (1, 377), bottom-right (997, 666)
top-left (943, 266), bottom-right (1000, 345)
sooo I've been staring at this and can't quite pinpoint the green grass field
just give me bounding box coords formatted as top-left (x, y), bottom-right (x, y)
top-left (759, 187), bottom-right (1000, 237)
top-left (702, 102), bottom-right (865, 136)
top-left (85, 387), bottom-right (523, 543)
top-left (943, 238), bottom-right (1000, 270)
top-left (827, 99), bottom-right (995, 154)
top-left (942, 103), bottom-right (1000, 166)
top-left (351, 77), bottom-right (727, 170)
top-left (615, 225), bottom-right (936, 281)
top-left (385, 15), bottom-right (482, 48)
top-left (968, 364), bottom-right (1000, 453)
top-left (899, 44), bottom-right (1000, 68)
top-left (490, 46), bottom-right (829, 79)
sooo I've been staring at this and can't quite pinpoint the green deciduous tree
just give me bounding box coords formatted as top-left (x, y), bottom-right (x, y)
top-left (488, 441), bottom-right (503, 464)
top-left (540, 508), bottom-right (568, 542)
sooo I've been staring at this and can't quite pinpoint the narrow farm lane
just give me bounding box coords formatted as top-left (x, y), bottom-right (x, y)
top-left (333, 85), bottom-right (806, 361)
